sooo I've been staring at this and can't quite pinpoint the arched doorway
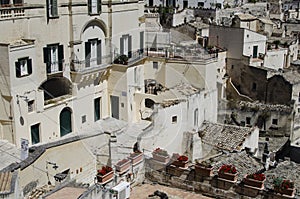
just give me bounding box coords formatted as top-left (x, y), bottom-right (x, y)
top-left (60, 108), bottom-right (72, 137)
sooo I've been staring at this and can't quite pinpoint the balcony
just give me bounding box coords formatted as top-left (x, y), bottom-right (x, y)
top-left (70, 55), bottom-right (111, 73)
top-left (0, 6), bottom-right (24, 19)
top-left (146, 44), bottom-right (220, 63)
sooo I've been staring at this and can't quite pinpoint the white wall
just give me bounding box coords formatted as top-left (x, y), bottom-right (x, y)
top-left (264, 49), bottom-right (288, 70)
top-left (243, 29), bottom-right (267, 57)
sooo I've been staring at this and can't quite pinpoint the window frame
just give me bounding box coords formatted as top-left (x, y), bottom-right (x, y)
top-left (88, 0), bottom-right (101, 15)
top-left (85, 38), bottom-right (102, 68)
top-left (15, 57), bottom-right (32, 78)
top-left (47, 0), bottom-right (58, 18)
top-left (31, 123), bottom-right (40, 145)
top-left (28, 100), bottom-right (34, 113)
top-left (43, 44), bottom-right (64, 74)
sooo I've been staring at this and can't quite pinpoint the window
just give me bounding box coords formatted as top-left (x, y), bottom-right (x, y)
top-left (246, 117), bottom-right (251, 124)
top-left (88, 0), bottom-right (101, 15)
top-left (47, 0), bottom-right (58, 18)
top-left (85, 39), bottom-right (101, 68)
top-left (43, 44), bottom-right (64, 74)
top-left (198, 2), bottom-right (204, 7)
top-left (120, 35), bottom-right (132, 58)
top-left (15, 57), bottom-right (32, 78)
top-left (231, 65), bottom-right (234, 69)
top-left (0, 0), bottom-right (9, 6)
top-left (252, 82), bottom-right (257, 91)
top-left (298, 92), bottom-right (300, 102)
top-left (172, 116), bottom-right (177, 123)
top-left (183, 0), bottom-right (188, 8)
top-left (272, 119), bottom-right (278, 125)
top-left (31, 123), bottom-right (40, 145)
top-left (153, 62), bottom-right (158, 69)
top-left (94, 97), bottom-right (101, 121)
top-left (13, 0), bottom-right (23, 5)
top-left (82, 115), bottom-right (86, 123)
top-left (28, 100), bottom-right (34, 112)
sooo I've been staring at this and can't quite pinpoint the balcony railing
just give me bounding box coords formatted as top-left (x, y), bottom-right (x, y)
top-left (0, 8), bottom-right (24, 19)
top-left (146, 45), bottom-right (219, 61)
top-left (71, 55), bottom-right (111, 72)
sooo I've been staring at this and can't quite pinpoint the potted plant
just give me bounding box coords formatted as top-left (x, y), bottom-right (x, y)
top-left (115, 158), bottom-right (131, 173)
top-left (273, 177), bottom-right (295, 196)
top-left (243, 173), bottom-right (266, 188)
top-left (129, 150), bottom-right (143, 165)
top-left (195, 160), bottom-right (214, 177)
top-left (218, 164), bottom-right (238, 181)
top-left (96, 166), bottom-right (113, 183)
top-left (152, 147), bottom-right (170, 163)
top-left (113, 55), bottom-right (128, 65)
top-left (171, 154), bottom-right (189, 168)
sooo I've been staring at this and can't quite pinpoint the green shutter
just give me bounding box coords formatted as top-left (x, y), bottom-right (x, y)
top-left (97, 40), bottom-right (102, 65)
top-left (43, 47), bottom-right (51, 73)
top-left (94, 97), bottom-right (100, 121)
top-left (31, 124), bottom-right (40, 144)
top-left (27, 59), bottom-right (32, 75)
top-left (128, 35), bottom-right (132, 58)
top-left (52, 0), bottom-right (58, 16)
top-left (88, 0), bottom-right (92, 14)
top-left (85, 41), bottom-right (91, 67)
top-left (60, 108), bottom-right (72, 137)
top-left (97, 0), bottom-right (101, 13)
top-left (58, 44), bottom-right (64, 71)
top-left (15, 61), bottom-right (21, 77)
top-left (120, 37), bottom-right (124, 55)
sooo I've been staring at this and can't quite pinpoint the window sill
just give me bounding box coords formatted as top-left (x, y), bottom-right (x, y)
top-left (16, 74), bottom-right (31, 78)
top-left (48, 16), bottom-right (59, 19)
top-left (88, 12), bottom-right (101, 16)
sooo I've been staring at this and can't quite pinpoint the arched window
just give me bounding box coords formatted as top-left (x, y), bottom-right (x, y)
top-left (60, 108), bottom-right (72, 137)
top-left (194, 108), bottom-right (199, 127)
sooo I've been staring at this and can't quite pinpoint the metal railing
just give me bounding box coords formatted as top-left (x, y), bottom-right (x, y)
top-left (71, 55), bottom-right (112, 72)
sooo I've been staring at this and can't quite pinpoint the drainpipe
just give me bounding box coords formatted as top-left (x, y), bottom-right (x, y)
top-left (108, 0), bottom-right (112, 63)
top-left (69, 0), bottom-right (74, 68)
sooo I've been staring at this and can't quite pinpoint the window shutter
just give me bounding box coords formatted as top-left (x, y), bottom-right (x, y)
top-left (43, 47), bottom-right (49, 64)
top-left (85, 41), bottom-right (91, 67)
top-left (46, 0), bottom-right (50, 19)
top-left (27, 59), bottom-right (32, 75)
top-left (97, 40), bottom-right (102, 65)
top-left (88, 0), bottom-right (92, 14)
top-left (97, 0), bottom-right (101, 13)
top-left (128, 35), bottom-right (132, 58)
top-left (15, 61), bottom-right (21, 77)
top-left (43, 47), bottom-right (51, 73)
top-left (52, 0), bottom-right (58, 16)
top-left (120, 37), bottom-right (124, 55)
top-left (58, 44), bottom-right (64, 71)
top-left (140, 32), bottom-right (144, 54)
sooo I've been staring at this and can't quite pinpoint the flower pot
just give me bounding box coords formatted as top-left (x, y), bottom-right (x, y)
top-left (275, 187), bottom-right (295, 196)
top-left (115, 159), bottom-right (131, 173)
top-left (218, 172), bottom-right (237, 181)
top-left (97, 170), bottom-right (114, 183)
top-left (129, 152), bottom-right (143, 165)
top-left (172, 160), bottom-right (188, 168)
top-left (152, 153), bottom-right (170, 163)
top-left (195, 165), bottom-right (213, 177)
top-left (243, 177), bottom-right (265, 188)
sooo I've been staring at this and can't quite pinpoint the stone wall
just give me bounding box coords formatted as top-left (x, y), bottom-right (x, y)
top-left (145, 159), bottom-right (292, 199)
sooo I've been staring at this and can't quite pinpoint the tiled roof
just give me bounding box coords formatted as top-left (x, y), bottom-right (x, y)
top-left (199, 121), bottom-right (255, 152)
top-left (209, 151), bottom-right (264, 182)
top-left (0, 172), bottom-right (12, 194)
